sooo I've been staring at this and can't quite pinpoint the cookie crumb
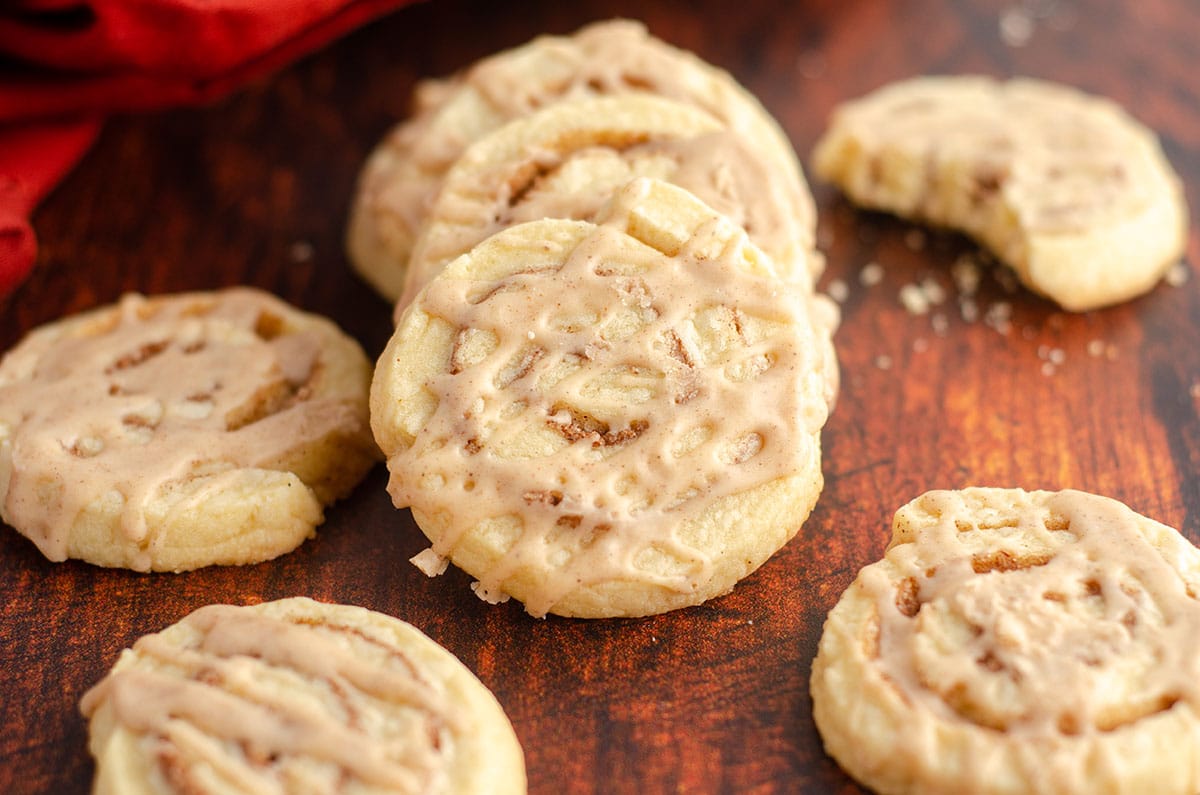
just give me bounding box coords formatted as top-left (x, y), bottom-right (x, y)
top-left (1166, 261), bottom-right (1191, 287)
top-left (827, 279), bottom-right (850, 303)
top-left (860, 262), bottom-right (884, 286)
top-left (875, 355), bottom-right (893, 371)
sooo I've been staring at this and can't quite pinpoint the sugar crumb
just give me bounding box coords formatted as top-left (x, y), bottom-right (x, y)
top-left (960, 298), bottom-right (979, 323)
top-left (931, 312), bottom-right (950, 337)
top-left (1087, 339), bottom-right (1105, 357)
top-left (919, 277), bottom-right (946, 305)
top-left (1041, 361), bottom-right (1056, 376)
top-left (984, 301), bottom-right (1012, 335)
top-left (1000, 6), bottom-right (1034, 46)
top-left (827, 279), bottom-right (850, 303)
top-left (900, 283), bottom-right (930, 315)
top-left (913, 337), bottom-right (930, 353)
top-left (860, 262), bottom-right (884, 287)
top-left (875, 355), bottom-right (893, 371)
top-left (1167, 261), bottom-right (1191, 287)
top-left (951, 256), bottom-right (982, 297)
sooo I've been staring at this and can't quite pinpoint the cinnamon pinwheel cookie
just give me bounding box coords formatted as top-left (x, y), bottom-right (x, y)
top-left (813, 76), bottom-right (1187, 311)
top-left (0, 288), bottom-right (379, 571)
top-left (346, 18), bottom-right (817, 303)
top-left (395, 94), bottom-right (813, 313)
top-left (811, 487), bottom-right (1200, 795)
top-left (81, 597), bottom-right (526, 795)
top-left (371, 178), bottom-right (834, 618)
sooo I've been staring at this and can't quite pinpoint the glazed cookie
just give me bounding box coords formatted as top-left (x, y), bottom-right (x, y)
top-left (347, 18), bottom-right (817, 302)
top-left (0, 288), bottom-right (379, 572)
top-left (396, 94), bottom-right (813, 313)
top-left (371, 178), bottom-right (833, 618)
top-left (81, 597), bottom-right (526, 795)
top-left (811, 488), bottom-right (1200, 795)
top-left (812, 76), bottom-right (1187, 311)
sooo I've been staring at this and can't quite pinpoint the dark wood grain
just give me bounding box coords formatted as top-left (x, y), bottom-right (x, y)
top-left (2, 0), bottom-right (1198, 792)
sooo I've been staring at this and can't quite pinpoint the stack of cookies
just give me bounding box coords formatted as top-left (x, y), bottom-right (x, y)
top-left (351, 20), bottom-right (839, 619)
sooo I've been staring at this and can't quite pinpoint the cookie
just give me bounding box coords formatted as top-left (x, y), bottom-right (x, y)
top-left (80, 597), bottom-right (526, 794)
top-left (810, 487), bottom-right (1200, 795)
top-left (346, 19), bottom-right (818, 303)
top-left (0, 288), bottom-right (379, 572)
top-left (812, 76), bottom-right (1187, 311)
top-left (371, 178), bottom-right (833, 618)
top-left (396, 94), bottom-right (814, 314)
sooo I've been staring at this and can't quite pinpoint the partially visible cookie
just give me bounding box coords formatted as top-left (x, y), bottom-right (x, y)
top-left (347, 18), bottom-right (818, 303)
top-left (811, 487), bottom-right (1200, 795)
top-left (813, 76), bottom-right (1187, 311)
top-left (0, 288), bottom-right (379, 572)
top-left (372, 178), bottom-right (833, 618)
top-left (396, 94), bottom-right (814, 313)
top-left (81, 597), bottom-right (526, 795)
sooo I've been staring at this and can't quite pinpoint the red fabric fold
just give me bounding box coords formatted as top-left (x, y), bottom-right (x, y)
top-left (0, 0), bottom-right (417, 297)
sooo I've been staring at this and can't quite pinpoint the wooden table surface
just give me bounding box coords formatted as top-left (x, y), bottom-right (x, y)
top-left (2, 0), bottom-right (1198, 792)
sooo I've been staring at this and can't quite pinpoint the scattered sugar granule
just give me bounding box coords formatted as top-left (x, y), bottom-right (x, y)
top-left (1000, 6), bottom-right (1034, 46)
top-left (827, 279), bottom-right (850, 303)
top-left (1190, 383), bottom-right (1200, 399)
top-left (1105, 344), bottom-right (1119, 361)
top-left (913, 337), bottom-right (930, 353)
top-left (860, 262), bottom-right (884, 287)
top-left (904, 228), bottom-right (927, 251)
top-left (1041, 362), bottom-right (1056, 376)
top-left (899, 283), bottom-right (930, 315)
top-left (919, 277), bottom-right (947, 305)
top-left (951, 256), bottom-right (982, 297)
top-left (1021, 326), bottom-right (1037, 340)
top-left (931, 312), bottom-right (950, 337)
top-left (984, 301), bottom-right (1013, 335)
top-left (1087, 339), bottom-right (1106, 357)
top-left (1166, 262), bottom-right (1191, 287)
top-left (289, 240), bottom-right (315, 263)
top-left (1048, 348), bottom-right (1066, 365)
top-left (960, 298), bottom-right (980, 323)
top-left (875, 355), bottom-right (893, 371)
top-left (1037, 344), bottom-right (1051, 360)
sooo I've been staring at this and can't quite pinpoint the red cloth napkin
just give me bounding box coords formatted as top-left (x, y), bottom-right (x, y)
top-left (0, 0), bottom-right (417, 297)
